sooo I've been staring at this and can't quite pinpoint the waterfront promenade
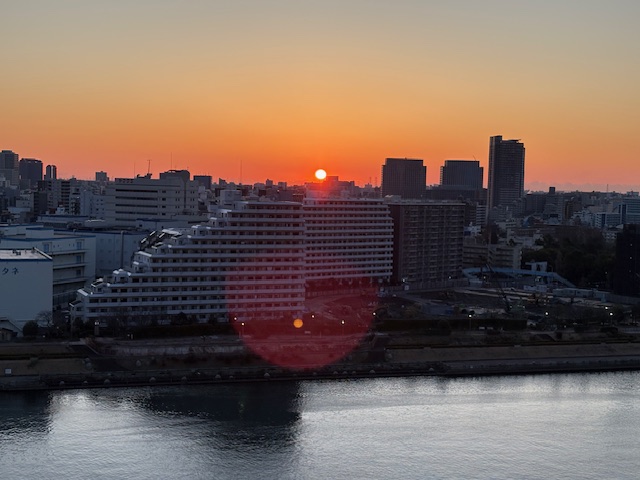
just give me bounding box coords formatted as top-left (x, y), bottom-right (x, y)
top-left (3, 330), bottom-right (640, 391)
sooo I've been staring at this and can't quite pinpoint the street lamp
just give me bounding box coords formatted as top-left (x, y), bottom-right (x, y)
top-left (341, 320), bottom-right (345, 336)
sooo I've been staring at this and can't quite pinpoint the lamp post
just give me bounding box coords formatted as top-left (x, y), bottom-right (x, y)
top-left (341, 320), bottom-right (345, 336)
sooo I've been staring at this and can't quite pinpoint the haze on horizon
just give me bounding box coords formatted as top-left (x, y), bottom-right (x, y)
top-left (2, 1), bottom-right (639, 191)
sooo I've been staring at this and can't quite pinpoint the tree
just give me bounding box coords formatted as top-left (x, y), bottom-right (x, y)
top-left (23, 320), bottom-right (39, 338)
top-left (34, 310), bottom-right (53, 327)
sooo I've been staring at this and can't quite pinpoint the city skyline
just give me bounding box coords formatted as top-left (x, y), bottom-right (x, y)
top-left (3, 1), bottom-right (640, 190)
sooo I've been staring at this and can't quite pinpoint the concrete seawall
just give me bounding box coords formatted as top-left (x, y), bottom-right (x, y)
top-left (3, 341), bottom-right (640, 391)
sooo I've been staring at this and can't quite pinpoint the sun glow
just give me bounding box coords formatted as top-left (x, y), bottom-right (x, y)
top-left (315, 169), bottom-right (327, 180)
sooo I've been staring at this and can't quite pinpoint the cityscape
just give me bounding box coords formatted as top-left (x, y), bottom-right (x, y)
top-left (0, 135), bottom-right (639, 339)
top-left (2, 2), bottom-right (640, 479)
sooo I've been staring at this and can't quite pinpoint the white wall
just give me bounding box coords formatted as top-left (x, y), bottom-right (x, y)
top-left (0, 252), bottom-right (52, 334)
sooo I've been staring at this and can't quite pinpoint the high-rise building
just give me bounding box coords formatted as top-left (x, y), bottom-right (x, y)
top-left (19, 158), bottom-right (43, 189)
top-left (303, 198), bottom-right (393, 290)
top-left (381, 158), bottom-right (426, 199)
top-left (487, 136), bottom-right (525, 211)
top-left (386, 200), bottom-right (465, 289)
top-left (440, 160), bottom-right (483, 190)
top-left (613, 224), bottom-right (640, 297)
top-left (0, 150), bottom-right (20, 186)
top-left (45, 164), bottom-right (57, 180)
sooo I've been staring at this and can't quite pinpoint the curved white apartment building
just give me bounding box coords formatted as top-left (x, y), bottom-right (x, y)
top-left (71, 201), bottom-right (306, 324)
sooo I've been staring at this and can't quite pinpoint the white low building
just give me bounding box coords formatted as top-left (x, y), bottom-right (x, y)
top-left (0, 225), bottom-right (96, 307)
top-left (0, 249), bottom-right (52, 335)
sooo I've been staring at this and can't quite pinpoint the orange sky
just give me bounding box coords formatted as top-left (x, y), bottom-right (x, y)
top-left (2, 1), bottom-right (640, 191)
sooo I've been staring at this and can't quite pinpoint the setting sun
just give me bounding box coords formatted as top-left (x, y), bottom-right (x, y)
top-left (315, 169), bottom-right (327, 180)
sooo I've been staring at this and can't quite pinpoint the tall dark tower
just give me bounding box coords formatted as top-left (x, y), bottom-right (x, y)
top-left (487, 135), bottom-right (525, 211)
top-left (381, 158), bottom-right (426, 199)
top-left (613, 225), bottom-right (640, 297)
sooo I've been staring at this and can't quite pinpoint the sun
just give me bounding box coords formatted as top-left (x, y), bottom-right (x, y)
top-left (315, 169), bottom-right (327, 180)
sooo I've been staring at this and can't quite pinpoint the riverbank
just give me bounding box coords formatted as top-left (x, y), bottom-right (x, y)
top-left (3, 332), bottom-right (640, 391)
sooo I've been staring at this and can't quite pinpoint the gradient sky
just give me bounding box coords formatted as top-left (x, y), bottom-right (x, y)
top-left (2, 1), bottom-right (639, 191)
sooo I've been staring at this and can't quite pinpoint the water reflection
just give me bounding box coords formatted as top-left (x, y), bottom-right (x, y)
top-left (138, 382), bottom-right (303, 449)
top-left (2, 373), bottom-right (640, 480)
top-left (0, 391), bottom-right (51, 437)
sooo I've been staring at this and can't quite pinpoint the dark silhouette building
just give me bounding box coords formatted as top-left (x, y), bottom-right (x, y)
top-left (19, 158), bottom-right (43, 189)
top-left (45, 164), bottom-right (57, 180)
top-left (381, 158), bottom-right (426, 199)
top-left (440, 160), bottom-right (483, 190)
top-left (487, 136), bottom-right (525, 212)
top-left (386, 200), bottom-right (465, 289)
top-left (0, 150), bottom-right (20, 186)
top-left (613, 224), bottom-right (640, 297)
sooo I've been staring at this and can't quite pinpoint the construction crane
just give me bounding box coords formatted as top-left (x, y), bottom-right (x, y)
top-left (479, 256), bottom-right (511, 314)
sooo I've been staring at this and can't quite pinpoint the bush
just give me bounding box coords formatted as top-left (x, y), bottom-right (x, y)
top-left (23, 320), bottom-right (39, 338)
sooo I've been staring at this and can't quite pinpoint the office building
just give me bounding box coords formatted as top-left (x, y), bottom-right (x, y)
top-left (381, 158), bottom-right (426, 199)
top-left (19, 158), bottom-right (43, 189)
top-left (0, 150), bottom-right (19, 186)
top-left (487, 136), bottom-right (525, 211)
top-left (440, 160), bottom-right (483, 190)
top-left (104, 174), bottom-right (201, 227)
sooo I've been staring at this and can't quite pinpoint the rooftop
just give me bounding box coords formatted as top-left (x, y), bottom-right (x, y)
top-left (0, 248), bottom-right (52, 261)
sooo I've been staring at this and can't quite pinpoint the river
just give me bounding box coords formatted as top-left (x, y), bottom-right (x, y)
top-left (1, 372), bottom-right (639, 479)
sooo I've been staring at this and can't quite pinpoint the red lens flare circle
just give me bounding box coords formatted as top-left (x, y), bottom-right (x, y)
top-left (231, 285), bottom-right (378, 371)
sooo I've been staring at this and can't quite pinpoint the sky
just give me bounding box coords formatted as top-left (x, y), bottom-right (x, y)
top-left (2, 0), bottom-right (640, 191)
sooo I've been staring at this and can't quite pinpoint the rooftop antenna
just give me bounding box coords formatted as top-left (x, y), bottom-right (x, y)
top-left (147, 159), bottom-right (151, 176)
top-left (240, 158), bottom-right (243, 185)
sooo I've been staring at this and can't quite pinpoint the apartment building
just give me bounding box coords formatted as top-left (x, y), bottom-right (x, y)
top-left (386, 200), bottom-right (465, 289)
top-left (70, 201), bottom-right (306, 324)
top-left (303, 198), bottom-right (393, 289)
